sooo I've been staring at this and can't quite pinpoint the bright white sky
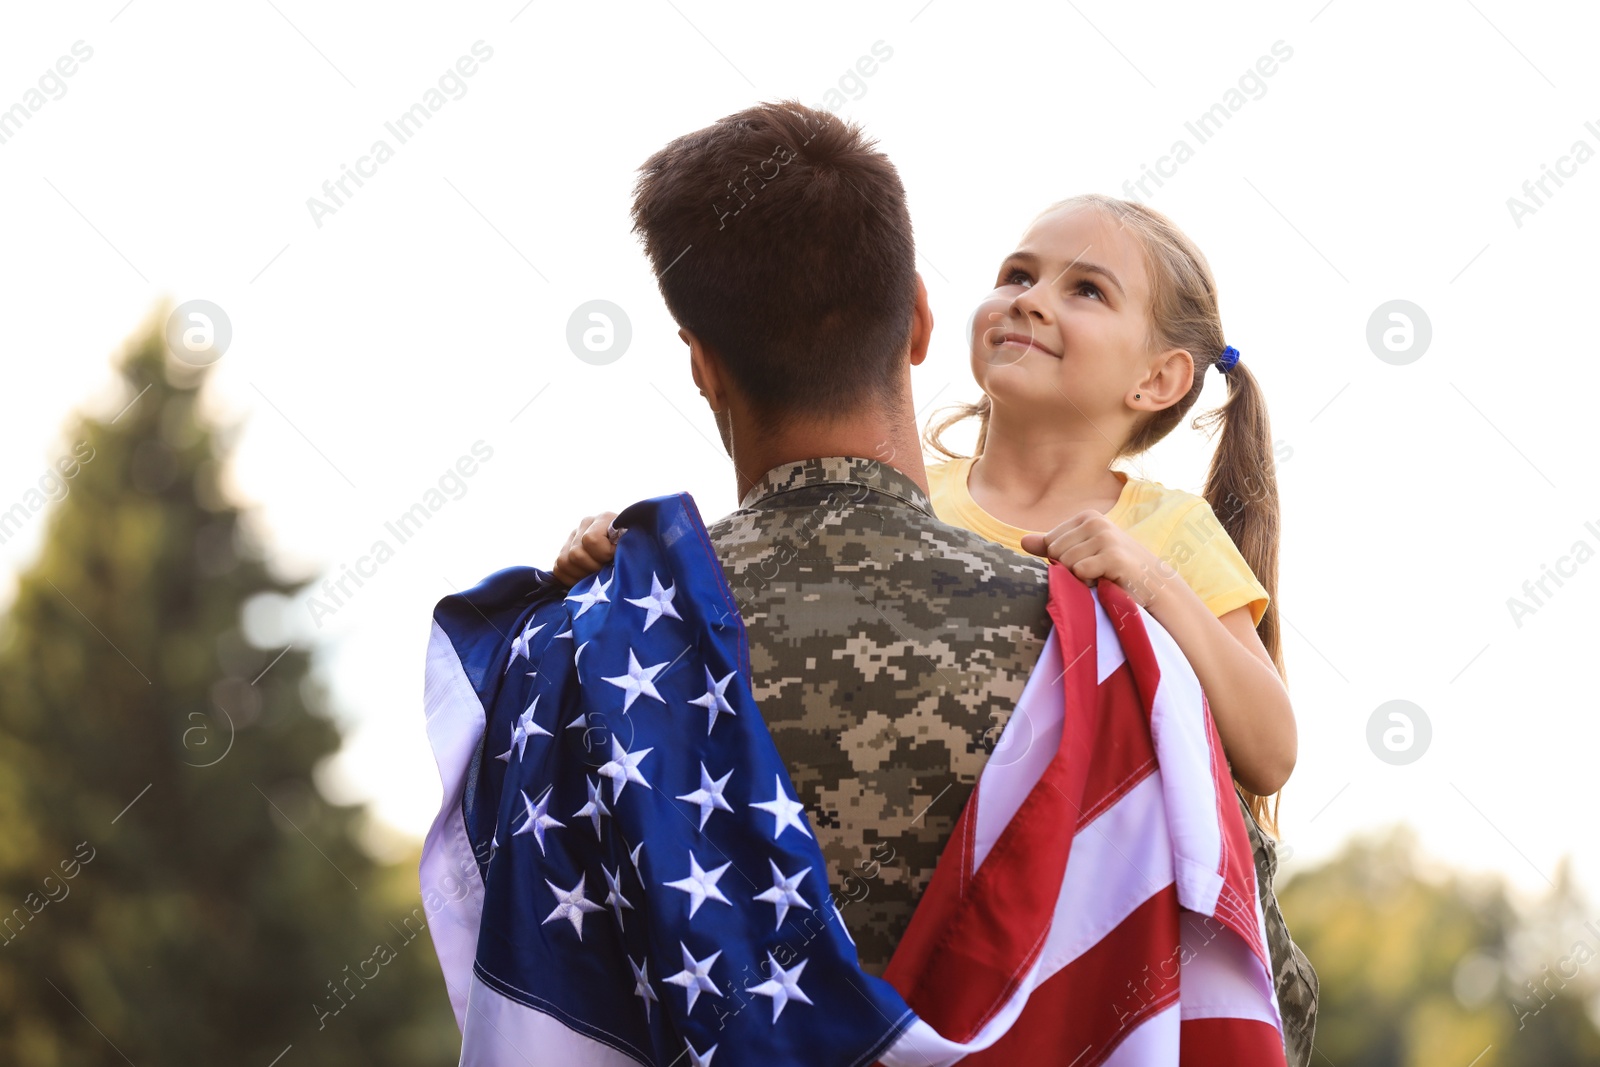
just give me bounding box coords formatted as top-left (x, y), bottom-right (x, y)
top-left (3, 1), bottom-right (1595, 902)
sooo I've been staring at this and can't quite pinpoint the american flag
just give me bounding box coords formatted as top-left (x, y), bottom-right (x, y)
top-left (420, 492), bottom-right (1288, 1066)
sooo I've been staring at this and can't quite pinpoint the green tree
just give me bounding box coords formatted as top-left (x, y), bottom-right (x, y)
top-left (0, 308), bottom-right (458, 1064)
top-left (1280, 824), bottom-right (1600, 1066)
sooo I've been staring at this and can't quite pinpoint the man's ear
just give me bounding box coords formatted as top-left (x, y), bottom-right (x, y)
top-left (908, 272), bottom-right (933, 367)
top-left (682, 327), bottom-right (726, 412)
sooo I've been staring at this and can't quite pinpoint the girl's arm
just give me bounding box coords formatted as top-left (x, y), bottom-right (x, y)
top-left (1021, 517), bottom-right (1297, 797)
top-left (1138, 576), bottom-right (1297, 797)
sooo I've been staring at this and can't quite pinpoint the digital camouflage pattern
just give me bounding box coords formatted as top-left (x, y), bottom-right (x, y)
top-left (705, 455), bottom-right (1317, 1060)
top-left (1237, 787), bottom-right (1319, 1067)
top-left (706, 456), bottom-right (1052, 977)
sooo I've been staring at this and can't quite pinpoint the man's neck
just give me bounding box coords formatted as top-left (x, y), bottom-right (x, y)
top-left (729, 407), bottom-right (928, 505)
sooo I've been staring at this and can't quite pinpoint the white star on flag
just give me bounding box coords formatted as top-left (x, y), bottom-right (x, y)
top-left (497, 696), bottom-right (552, 763)
top-left (603, 649), bottom-right (670, 713)
top-left (664, 851), bottom-right (733, 919)
top-left (753, 859), bottom-right (812, 929)
top-left (687, 667), bottom-right (738, 735)
top-left (685, 1039), bottom-right (717, 1066)
top-left (565, 572), bottom-right (612, 619)
top-left (629, 955), bottom-right (658, 1021)
top-left (602, 863), bottom-right (634, 928)
top-left (597, 737), bottom-right (653, 803)
top-left (675, 762), bottom-right (735, 831)
top-left (664, 942), bottom-right (722, 1014)
top-left (628, 840), bottom-right (644, 881)
top-left (542, 873), bottom-right (605, 939)
top-left (512, 786), bottom-right (565, 856)
top-left (624, 571), bottom-right (683, 631)
top-left (517, 696), bottom-right (552, 740)
top-left (751, 774), bottom-right (812, 841)
top-left (747, 953), bottom-right (813, 1021)
top-left (573, 775), bottom-right (611, 839)
top-left (504, 621), bottom-right (544, 674)
top-left (494, 720), bottom-right (525, 764)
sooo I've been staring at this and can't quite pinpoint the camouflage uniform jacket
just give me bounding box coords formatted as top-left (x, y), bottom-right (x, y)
top-left (706, 456), bottom-right (1053, 976)
top-left (706, 455), bottom-right (1318, 1058)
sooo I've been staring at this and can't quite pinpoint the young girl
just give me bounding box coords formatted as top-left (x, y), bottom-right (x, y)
top-left (928, 192), bottom-right (1293, 817)
top-left (551, 192), bottom-right (1317, 1065)
top-left (922, 193), bottom-right (1318, 1065)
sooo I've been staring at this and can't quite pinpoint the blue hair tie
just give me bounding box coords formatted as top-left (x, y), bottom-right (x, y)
top-left (1217, 344), bottom-right (1240, 374)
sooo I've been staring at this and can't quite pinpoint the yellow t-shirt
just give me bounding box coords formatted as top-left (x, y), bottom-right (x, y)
top-left (926, 455), bottom-right (1270, 627)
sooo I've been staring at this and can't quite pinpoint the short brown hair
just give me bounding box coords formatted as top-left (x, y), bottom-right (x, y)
top-left (630, 100), bottom-right (917, 422)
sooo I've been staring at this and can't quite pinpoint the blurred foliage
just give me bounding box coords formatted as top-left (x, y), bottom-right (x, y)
top-left (0, 311), bottom-right (459, 1064)
top-left (1281, 824), bottom-right (1600, 1065)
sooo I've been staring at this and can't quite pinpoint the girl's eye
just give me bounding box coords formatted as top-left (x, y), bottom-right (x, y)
top-left (1002, 267), bottom-right (1032, 287)
top-left (1076, 280), bottom-right (1104, 301)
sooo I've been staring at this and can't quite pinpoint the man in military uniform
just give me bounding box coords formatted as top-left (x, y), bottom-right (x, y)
top-left (554, 98), bottom-right (1055, 977)
top-left (556, 98), bottom-right (1315, 1062)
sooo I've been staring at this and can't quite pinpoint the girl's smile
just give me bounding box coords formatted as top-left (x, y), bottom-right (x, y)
top-left (995, 331), bottom-right (1059, 358)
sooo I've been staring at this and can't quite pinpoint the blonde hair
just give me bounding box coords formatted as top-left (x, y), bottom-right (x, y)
top-left (926, 193), bottom-right (1287, 835)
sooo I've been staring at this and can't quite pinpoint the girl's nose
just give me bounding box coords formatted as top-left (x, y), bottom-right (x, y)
top-left (1010, 288), bottom-right (1051, 323)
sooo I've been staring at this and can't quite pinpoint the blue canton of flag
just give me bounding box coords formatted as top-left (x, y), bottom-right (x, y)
top-left (425, 494), bottom-right (917, 1065)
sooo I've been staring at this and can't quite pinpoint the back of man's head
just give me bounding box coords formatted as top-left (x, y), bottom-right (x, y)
top-left (630, 100), bottom-right (917, 425)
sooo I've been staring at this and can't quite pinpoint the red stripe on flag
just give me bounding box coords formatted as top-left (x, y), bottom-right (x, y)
top-left (1178, 1017), bottom-right (1288, 1066)
top-left (1077, 658), bottom-right (1158, 831)
top-left (1092, 575), bottom-right (1163, 717)
top-left (884, 565), bottom-right (1102, 1041)
top-left (958, 884), bottom-right (1183, 1067)
top-left (1203, 693), bottom-right (1269, 961)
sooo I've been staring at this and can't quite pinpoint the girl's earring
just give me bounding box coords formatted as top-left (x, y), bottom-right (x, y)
top-left (1134, 393), bottom-right (1141, 400)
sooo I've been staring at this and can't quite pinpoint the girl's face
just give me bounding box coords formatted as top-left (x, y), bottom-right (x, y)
top-left (969, 206), bottom-right (1158, 427)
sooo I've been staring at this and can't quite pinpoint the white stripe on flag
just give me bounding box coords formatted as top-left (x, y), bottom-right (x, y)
top-left (460, 974), bottom-right (641, 1067)
top-left (1040, 774), bottom-right (1175, 975)
top-left (1141, 606), bottom-right (1227, 917)
top-left (1177, 913), bottom-right (1280, 1025)
top-left (972, 630), bottom-right (1065, 871)
top-left (422, 619), bottom-right (491, 1030)
top-left (1101, 1004), bottom-right (1180, 1065)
